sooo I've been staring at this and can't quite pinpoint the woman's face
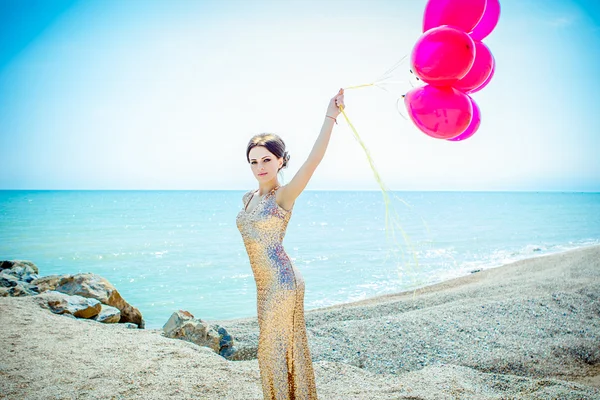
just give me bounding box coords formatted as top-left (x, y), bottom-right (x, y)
top-left (248, 146), bottom-right (282, 182)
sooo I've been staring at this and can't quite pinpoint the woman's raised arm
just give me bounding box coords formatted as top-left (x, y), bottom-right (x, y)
top-left (278, 89), bottom-right (345, 210)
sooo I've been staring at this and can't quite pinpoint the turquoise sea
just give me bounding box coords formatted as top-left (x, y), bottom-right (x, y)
top-left (1, 190), bottom-right (599, 329)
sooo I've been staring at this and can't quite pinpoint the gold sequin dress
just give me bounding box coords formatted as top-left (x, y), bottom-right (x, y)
top-left (236, 186), bottom-right (318, 400)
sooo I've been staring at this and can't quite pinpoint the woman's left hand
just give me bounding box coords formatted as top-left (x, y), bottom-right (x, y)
top-left (326, 88), bottom-right (345, 118)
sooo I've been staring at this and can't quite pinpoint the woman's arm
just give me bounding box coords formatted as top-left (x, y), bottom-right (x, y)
top-left (278, 89), bottom-right (345, 210)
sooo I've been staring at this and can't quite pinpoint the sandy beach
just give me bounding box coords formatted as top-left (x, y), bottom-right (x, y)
top-left (1, 245), bottom-right (599, 399)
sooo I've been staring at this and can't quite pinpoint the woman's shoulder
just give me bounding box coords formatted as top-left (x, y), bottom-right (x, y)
top-left (242, 189), bottom-right (254, 205)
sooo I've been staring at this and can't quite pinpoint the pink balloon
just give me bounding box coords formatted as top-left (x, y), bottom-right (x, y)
top-left (447, 97), bottom-right (481, 141)
top-left (470, 0), bottom-right (501, 41)
top-left (411, 26), bottom-right (476, 87)
top-left (404, 85), bottom-right (473, 139)
top-left (453, 41), bottom-right (494, 93)
top-left (469, 56), bottom-right (495, 93)
top-left (423, 0), bottom-right (487, 33)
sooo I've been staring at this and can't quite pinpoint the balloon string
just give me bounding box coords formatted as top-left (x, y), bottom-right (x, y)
top-left (338, 105), bottom-right (420, 280)
top-left (344, 83), bottom-right (375, 90)
top-left (344, 81), bottom-right (408, 91)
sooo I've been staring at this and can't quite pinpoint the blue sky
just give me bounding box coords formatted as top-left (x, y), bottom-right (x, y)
top-left (1, 0), bottom-right (599, 191)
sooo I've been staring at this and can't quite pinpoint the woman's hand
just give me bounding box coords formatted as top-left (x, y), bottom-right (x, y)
top-left (326, 88), bottom-right (345, 119)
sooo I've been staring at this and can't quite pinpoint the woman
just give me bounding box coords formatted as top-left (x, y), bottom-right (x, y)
top-left (236, 88), bottom-right (345, 399)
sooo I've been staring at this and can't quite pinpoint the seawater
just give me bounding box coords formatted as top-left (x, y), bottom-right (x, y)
top-left (1, 190), bottom-right (599, 329)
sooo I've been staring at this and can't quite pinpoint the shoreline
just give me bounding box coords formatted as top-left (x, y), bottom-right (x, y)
top-left (212, 243), bottom-right (600, 324)
top-left (313, 242), bottom-right (600, 311)
top-left (1, 244), bottom-right (599, 399)
top-left (214, 244), bottom-right (600, 391)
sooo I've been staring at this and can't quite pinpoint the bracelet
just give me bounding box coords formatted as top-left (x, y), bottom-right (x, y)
top-left (326, 115), bottom-right (338, 124)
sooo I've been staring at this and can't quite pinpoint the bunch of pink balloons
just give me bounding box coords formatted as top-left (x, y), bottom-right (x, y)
top-left (404, 0), bottom-right (500, 141)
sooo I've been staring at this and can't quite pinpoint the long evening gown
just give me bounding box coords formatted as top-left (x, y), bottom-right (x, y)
top-left (236, 185), bottom-right (318, 400)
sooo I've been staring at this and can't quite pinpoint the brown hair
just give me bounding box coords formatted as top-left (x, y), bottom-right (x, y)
top-left (246, 133), bottom-right (290, 172)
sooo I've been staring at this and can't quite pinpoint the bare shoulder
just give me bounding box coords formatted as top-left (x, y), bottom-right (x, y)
top-left (276, 185), bottom-right (295, 212)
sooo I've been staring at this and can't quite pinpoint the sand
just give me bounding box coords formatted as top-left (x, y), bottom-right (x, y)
top-left (1, 245), bottom-right (599, 399)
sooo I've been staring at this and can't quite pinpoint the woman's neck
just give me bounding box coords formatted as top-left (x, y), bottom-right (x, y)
top-left (257, 180), bottom-right (280, 196)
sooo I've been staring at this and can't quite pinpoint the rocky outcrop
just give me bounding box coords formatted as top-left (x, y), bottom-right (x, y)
top-left (32, 273), bottom-right (144, 328)
top-left (163, 310), bottom-right (236, 358)
top-left (0, 261), bottom-right (41, 297)
top-left (1, 260), bottom-right (144, 329)
top-left (0, 260), bottom-right (40, 281)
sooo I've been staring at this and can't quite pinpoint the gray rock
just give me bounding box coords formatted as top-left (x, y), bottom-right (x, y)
top-left (0, 261), bottom-right (42, 297)
top-left (0, 272), bottom-right (19, 287)
top-left (35, 290), bottom-right (102, 319)
top-left (0, 260), bottom-right (39, 280)
top-left (22, 273), bottom-right (40, 283)
top-left (162, 312), bottom-right (238, 358)
top-left (93, 304), bottom-right (121, 324)
top-left (30, 274), bottom-right (62, 292)
top-left (212, 319), bottom-right (259, 361)
top-left (0, 280), bottom-right (39, 297)
top-left (162, 309), bottom-right (195, 334)
top-left (163, 310), bottom-right (221, 354)
top-left (17, 282), bottom-right (39, 297)
top-left (214, 325), bottom-right (236, 358)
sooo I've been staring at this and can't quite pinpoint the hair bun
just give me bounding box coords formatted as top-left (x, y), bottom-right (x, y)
top-left (282, 151), bottom-right (290, 168)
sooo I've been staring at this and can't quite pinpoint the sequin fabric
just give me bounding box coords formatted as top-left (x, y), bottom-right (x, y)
top-left (236, 186), bottom-right (318, 400)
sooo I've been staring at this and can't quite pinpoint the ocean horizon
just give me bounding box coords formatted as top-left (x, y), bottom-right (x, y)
top-left (2, 190), bottom-right (599, 329)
